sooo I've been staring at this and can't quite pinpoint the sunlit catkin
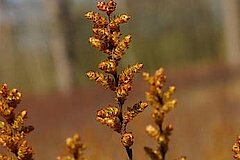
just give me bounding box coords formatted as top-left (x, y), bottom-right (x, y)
top-left (143, 69), bottom-right (185, 160)
top-left (233, 136), bottom-right (240, 160)
top-left (58, 134), bottom-right (87, 160)
top-left (85, 0), bottom-right (147, 159)
top-left (0, 84), bottom-right (34, 160)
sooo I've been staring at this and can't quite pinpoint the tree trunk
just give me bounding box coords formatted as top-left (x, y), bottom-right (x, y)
top-left (42, 0), bottom-right (74, 92)
top-left (0, 0), bottom-right (16, 84)
top-left (222, 0), bottom-right (240, 66)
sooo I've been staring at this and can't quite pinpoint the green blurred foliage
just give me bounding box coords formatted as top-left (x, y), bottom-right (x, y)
top-left (0, 0), bottom-right (238, 92)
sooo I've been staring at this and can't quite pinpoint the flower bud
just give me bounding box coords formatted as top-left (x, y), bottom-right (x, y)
top-left (121, 132), bottom-right (134, 147)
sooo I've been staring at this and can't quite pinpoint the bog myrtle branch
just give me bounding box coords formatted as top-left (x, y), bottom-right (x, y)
top-left (143, 68), bottom-right (186, 160)
top-left (57, 134), bottom-right (87, 160)
top-left (0, 84), bottom-right (34, 160)
top-left (85, 0), bottom-right (148, 159)
top-left (233, 136), bottom-right (240, 160)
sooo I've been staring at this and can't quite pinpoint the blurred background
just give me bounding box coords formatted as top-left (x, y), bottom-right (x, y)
top-left (0, 0), bottom-right (240, 159)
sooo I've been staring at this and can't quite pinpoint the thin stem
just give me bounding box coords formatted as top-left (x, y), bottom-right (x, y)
top-left (117, 100), bottom-right (123, 125)
top-left (126, 147), bottom-right (133, 160)
top-left (112, 72), bottom-right (124, 128)
top-left (113, 72), bottom-right (118, 88)
top-left (6, 113), bottom-right (15, 125)
top-left (156, 94), bottom-right (164, 106)
top-left (112, 68), bottom-right (132, 160)
top-left (107, 14), bottom-right (111, 22)
top-left (156, 94), bottom-right (164, 133)
top-left (73, 151), bottom-right (79, 160)
top-left (158, 123), bottom-right (163, 135)
top-left (107, 8), bottom-right (133, 160)
top-left (158, 118), bottom-right (167, 160)
top-left (156, 93), bottom-right (167, 160)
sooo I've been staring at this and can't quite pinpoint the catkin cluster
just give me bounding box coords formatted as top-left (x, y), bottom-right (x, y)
top-left (143, 69), bottom-right (185, 160)
top-left (85, 0), bottom-right (148, 159)
top-left (57, 134), bottom-right (87, 160)
top-left (0, 84), bottom-right (34, 160)
top-left (233, 136), bottom-right (240, 160)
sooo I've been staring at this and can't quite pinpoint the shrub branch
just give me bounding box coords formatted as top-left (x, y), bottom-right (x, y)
top-left (85, 1), bottom-right (148, 159)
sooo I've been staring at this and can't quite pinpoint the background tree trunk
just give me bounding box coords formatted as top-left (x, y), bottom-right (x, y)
top-left (42, 0), bottom-right (75, 92)
top-left (0, 0), bottom-right (16, 85)
top-left (222, 0), bottom-right (240, 66)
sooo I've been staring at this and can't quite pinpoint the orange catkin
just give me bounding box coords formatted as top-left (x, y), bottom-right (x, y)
top-left (85, 0), bottom-right (148, 159)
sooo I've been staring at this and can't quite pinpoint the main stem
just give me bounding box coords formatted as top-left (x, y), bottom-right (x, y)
top-left (113, 71), bottom-right (132, 160)
top-left (157, 94), bottom-right (166, 160)
top-left (107, 12), bottom-right (133, 160)
top-left (158, 122), bottom-right (166, 160)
